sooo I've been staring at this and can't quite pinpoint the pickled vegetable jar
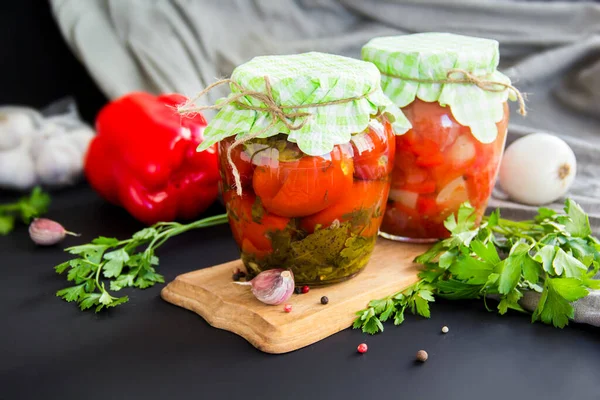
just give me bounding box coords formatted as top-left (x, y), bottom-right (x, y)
top-left (196, 52), bottom-right (411, 285)
top-left (362, 33), bottom-right (521, 242)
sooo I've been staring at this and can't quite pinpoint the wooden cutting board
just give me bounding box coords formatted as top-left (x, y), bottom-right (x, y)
top-left (161, 238), bottom-right (428, 354)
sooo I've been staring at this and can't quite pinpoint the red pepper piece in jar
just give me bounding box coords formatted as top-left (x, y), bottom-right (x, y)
top-left (252, 147), bottom-right (353, 217)
top-left (300, 179), bottom-right (389, 237)
top-left (352, 119), bottom-right (396, 181)
top-left (85, 92), bottom-right (220, 225)
top-left (223, 190), bottom-right (290, 258)
top-left (218, 140), bottom-right (255, 190)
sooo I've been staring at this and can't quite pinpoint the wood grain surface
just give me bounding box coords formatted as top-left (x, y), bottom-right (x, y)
top-left (161, 238), bottom-right (429, 354)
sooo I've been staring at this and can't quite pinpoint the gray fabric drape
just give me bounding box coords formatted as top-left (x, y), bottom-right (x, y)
top-left (50, 0), bottom-right (600, 323)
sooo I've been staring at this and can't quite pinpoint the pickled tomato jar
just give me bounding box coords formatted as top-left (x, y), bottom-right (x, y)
top-left (196, 52), bottom-right (411, 285)
top-left (362, 33), bottom-right (520, 242)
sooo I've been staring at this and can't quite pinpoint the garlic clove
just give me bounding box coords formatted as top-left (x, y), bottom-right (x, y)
top-left (29, 218), bottom-right (80, 246)
top-left (234, 269), bottom-right (295, 305)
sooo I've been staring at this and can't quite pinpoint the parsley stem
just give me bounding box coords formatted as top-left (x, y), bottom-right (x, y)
top-left (148, 213), bottom-right (229, 252)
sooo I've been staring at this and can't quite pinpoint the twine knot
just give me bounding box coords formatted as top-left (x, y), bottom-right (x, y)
top-left (383, 68), bottom-right (527, 116)
top-left (179, 76), bottom-right (376, 196)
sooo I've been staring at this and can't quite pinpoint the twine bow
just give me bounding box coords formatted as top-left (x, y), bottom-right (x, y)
top-left (382, 68), bottom-right (527, 116)
top-left (178, 76), bottom-right (376, 196)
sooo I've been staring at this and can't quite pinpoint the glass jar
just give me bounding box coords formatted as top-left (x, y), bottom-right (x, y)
top-left (219, 117), bottom-right (394, 285)
top-left (362, 33), bottom-right (518, 242)
top-left (380, 99), bottom-right (508, 241)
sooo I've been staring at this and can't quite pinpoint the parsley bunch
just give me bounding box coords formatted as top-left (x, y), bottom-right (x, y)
top-left (55, 213), bottom-right (228, 312)
top-left (0, 187), bottom-right (50, 235)
top-left (355, 199), bottom-right (600, 334)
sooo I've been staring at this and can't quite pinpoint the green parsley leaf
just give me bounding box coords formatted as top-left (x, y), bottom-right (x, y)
top-left (498, 289), bottom-right (524, 315)
top-left (54, 213), bottom-right (229, 312)
top-left (563, 199), bottom-right (592, 238)
top-left (56, 284), bottom-right (86, 302)
top-left (103, 249), bottom-right (130, 278)
top-left (0, 187), bottom-right (50, 234)
top-left (533, 245), bottom-right (557, 274)
top-left (535, 207), bottom-right (557, 222)
top-left (449, 255), bottom-right (494, 285)
top-left (471, 240), bottom-right (501, 265)
top-left (0, 215), bottom-right (15, 235)
top-left (532, 278), bottom-right (588, 328)
top-left (552, 248), bottom-right (587, 278)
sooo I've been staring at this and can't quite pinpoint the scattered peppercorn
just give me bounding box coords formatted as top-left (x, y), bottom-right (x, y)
top-left (301, 285), bottom-right (310, 294)
top-left (284, 304), bottom-right (293, 313)
top-left (232, 273), bottom-right (240, 281)
top-left (320, 296), bottom-right (329, 305)
top-left (357, 343), bottom-right (368, 354)
top-left (294, 287), bottom-right (302, 294)
top-left (441, 326), bottom-right (449, 333)
top-left (416, 350), bottom-right (428, 362)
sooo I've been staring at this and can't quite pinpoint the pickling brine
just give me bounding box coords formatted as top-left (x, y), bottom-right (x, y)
top-left (380, 100), bottom-right (508, 240)
top-left (220, 118), bottom-right (394, 285)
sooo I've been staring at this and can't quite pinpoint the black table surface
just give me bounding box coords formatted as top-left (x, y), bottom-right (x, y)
top-left (2, 184), bottom-right (600, 400)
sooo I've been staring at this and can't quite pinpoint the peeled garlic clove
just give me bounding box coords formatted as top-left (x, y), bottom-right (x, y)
top-left (29, 218), bottom-right (80, 246)
top-left (235, 269), bottom-right (295, 305)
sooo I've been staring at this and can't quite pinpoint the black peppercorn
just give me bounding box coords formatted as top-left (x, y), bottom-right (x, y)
top-left (232, 273), bottom-right (240, 282)
top-left (294, 287), bottom-right (302, 294)
top-left (320, 296), bottom-right (329, 305)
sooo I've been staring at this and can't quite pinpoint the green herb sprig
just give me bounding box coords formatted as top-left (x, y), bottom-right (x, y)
top-left (355, 199), bottom-right (600, 334)
top-left (55, 213), bottom-right (228, 312)
top-left (0, 187), bottom-right (50, 235)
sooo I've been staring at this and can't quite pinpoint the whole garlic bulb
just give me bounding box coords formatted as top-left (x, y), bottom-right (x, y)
top-left (0, 135), bottom-right (37, 190)
top-left (498, 133), bottom-right (577, 205)
top-left (0, 107), bottom-right (40, 151)
top-left (0, 106), bottom-right (95, 191)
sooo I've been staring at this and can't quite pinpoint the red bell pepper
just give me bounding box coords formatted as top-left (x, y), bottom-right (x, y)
top-left (85, 92), bottom-right (220, 225)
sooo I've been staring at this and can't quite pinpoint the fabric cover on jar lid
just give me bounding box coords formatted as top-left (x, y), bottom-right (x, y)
top-left (362, 33), bottom-right (521, 143)
top-left (193, 52), bottom-right (411, 157)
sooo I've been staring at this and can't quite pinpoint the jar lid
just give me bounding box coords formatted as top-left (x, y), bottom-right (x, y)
top-left (196, 52), bottom-right (410, 156)
top-left (362, 33), bottom-right (519, 143)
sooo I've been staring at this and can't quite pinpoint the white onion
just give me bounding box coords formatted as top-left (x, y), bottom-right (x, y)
top-left (389, 189), bottom-right (418, 209)
top-left (498, 133), bottom-right (576, 205)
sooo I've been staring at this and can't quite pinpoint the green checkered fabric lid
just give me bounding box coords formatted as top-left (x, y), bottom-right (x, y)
top-left (195, 52), bottom-right (411, 156)
top-left (362, 33), bottom-right (519, 143)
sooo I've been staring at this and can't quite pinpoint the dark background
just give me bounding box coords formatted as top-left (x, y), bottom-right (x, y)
top-left (2, 2), bottom-right (600, 400)
top-left (0, 1), bottom-right (106, 123)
